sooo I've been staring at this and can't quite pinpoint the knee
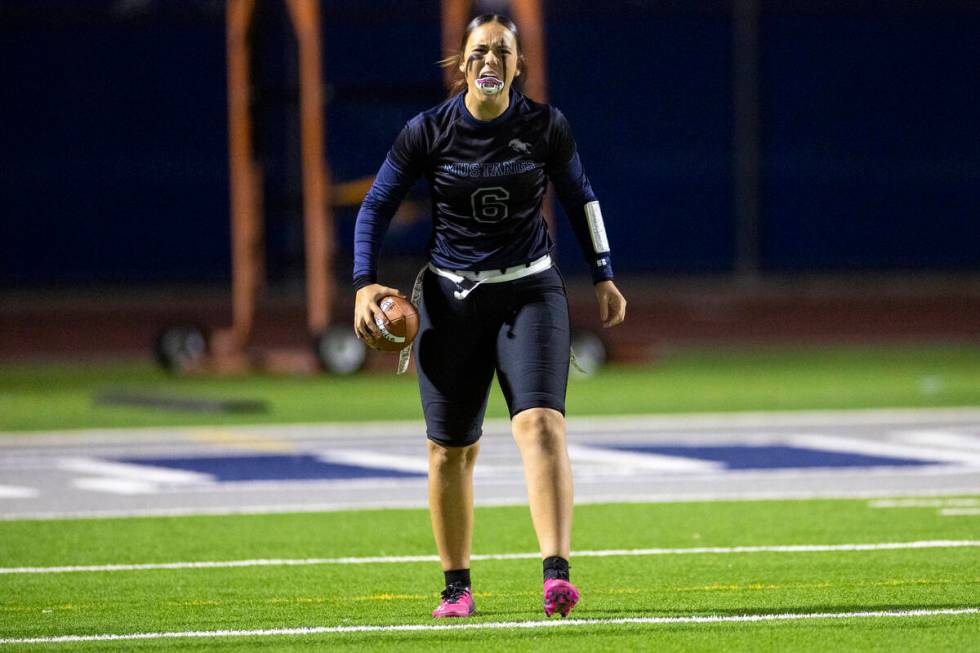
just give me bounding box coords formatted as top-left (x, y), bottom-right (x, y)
top-left (428, 440), bottom-right (479, 470)
top-left (513, 408), bottom-right (566, 454)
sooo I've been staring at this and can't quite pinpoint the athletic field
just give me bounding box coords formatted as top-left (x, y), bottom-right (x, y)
top-left (1, 345), bottom-right (979, 650)
top-left (3, 345), bottom-right (980, 431)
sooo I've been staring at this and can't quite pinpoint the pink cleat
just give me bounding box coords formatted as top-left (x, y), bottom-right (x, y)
top-left (432, 586), bottom-right (476, 618)
top-left (543, 579), bottom-right (580, 618)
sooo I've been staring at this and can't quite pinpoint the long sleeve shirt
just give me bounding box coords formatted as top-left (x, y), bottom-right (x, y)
top-left (353, 90), bottom-right (614, 289)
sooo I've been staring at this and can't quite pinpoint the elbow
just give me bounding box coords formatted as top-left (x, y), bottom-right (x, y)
top-left (359, 185), bottom-right (402, 217)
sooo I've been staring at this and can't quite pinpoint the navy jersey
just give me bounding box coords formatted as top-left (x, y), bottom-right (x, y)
top-left (353, 90), bottom-right (614, 288)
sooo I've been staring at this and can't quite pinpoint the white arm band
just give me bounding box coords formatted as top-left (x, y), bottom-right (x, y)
top-left (584, 201), bottom-right (610, 253)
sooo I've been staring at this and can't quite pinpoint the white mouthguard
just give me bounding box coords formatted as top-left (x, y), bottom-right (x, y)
top-left (476, 76), bottom-right (504, 95)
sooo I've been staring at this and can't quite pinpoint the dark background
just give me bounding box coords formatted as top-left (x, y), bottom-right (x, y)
top-left (2, 0), bottom-right (979, 288)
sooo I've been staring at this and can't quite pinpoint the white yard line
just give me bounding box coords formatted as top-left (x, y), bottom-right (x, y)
top-left (1, 608), bottom-right (977, 645)
top-left (940, 508), bottom-right (980, 516)
top-left (3, 540), bottom-right (978, 575)
top-left (3, 486), bottom-right (980, 521)
top-left (0, 485), bottom-right (38, 499)
top-left (869, 498), bottom-right (980, 508)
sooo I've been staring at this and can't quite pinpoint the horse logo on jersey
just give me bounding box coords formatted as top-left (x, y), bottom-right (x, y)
top-left (509, 139), bottom-right (532, 155)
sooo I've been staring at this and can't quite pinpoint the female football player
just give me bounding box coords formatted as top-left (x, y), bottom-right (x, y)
top-left (352, 14), bottom-right (626, 618)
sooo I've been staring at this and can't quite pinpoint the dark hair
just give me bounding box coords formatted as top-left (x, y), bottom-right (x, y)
top-left (440, 14), bottom-right (527, 97)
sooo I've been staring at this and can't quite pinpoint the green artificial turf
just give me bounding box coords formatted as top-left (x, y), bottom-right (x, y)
top-left (1, 499), bottom-right (978, 650)
top-left (12, 618), bottom-right (980, 653)
top-left (1, 345), bottom-right (979, 432)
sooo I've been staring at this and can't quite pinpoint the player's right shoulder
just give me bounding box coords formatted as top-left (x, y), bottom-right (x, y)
top-left (399, 94), bottom-right (462, 150)
top-left (401, 110), bottom-right (428, 136)
top-left (416, 93), bottom-right (463, 129)
top-left (392, 97), bottom-right (455, 162)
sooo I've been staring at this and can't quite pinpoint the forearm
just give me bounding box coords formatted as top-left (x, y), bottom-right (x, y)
top-left (551, 153), bottom-right (614, 283)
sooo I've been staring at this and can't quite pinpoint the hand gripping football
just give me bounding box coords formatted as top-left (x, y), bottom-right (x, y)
top-left (366, 296), bottom-right (419, 352)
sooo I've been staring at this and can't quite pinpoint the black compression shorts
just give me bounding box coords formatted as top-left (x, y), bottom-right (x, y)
top-left (416, 265), bottom-right (570, 447)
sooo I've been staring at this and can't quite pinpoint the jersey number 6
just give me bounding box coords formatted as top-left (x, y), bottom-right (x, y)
top-left (470, 186), bottom-right (510, 223)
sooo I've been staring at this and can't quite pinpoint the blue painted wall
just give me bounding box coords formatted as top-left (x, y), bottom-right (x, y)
top-left (1, 5), bottom-right (230, 283)
top-left (761, 15), bottom-right (980, 270)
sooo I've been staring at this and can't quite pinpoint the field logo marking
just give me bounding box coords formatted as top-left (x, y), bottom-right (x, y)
top-left (893, 430), bottom-right (980, 452)
top-left (0, 608), bottom-right (977, 645)
top-left (0, 485), bottom-right (38, 499)
top-left (791, 434), bottom-right (980, 467)
top-left (3, 540), bottom-right (979, 575)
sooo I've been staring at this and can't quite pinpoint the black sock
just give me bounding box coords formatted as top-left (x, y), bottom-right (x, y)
top-left (444, 568), bottom-right (471, 589)
top-left (543, 556), bottom-right (570, 581)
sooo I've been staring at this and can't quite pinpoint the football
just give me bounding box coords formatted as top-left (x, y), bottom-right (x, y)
top-left (365, 295), bottom-right (419, 352)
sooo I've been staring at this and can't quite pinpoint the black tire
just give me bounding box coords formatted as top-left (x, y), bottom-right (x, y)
top-left (154, 324), bottom-right (209, 373)
top-left (314, 325), bottom-right (367, 375)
